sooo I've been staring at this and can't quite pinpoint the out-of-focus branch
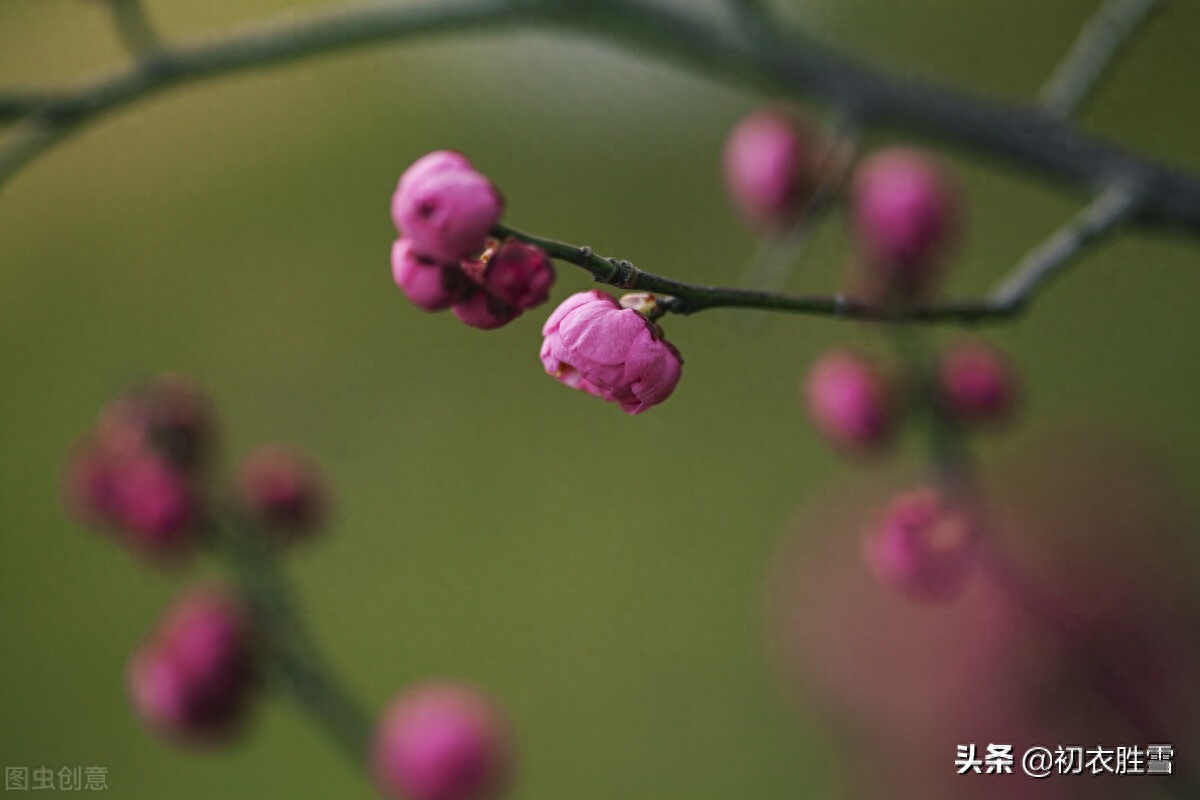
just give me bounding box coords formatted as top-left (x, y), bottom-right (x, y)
top-left (0, 0), bottom-right (1196, 236)
top-left (209, 519), bottom-right (372, 767)
top-left (0, 0), bottom-right (543, 187)
top-left (106, 0), bottom-right (162, 56)
top-left (990, 182), bottom-right (1141, 309)
top-left (583, 0), bottom-right (1198, 232)
top-left (1039, 0), bottom-right (1163, 120)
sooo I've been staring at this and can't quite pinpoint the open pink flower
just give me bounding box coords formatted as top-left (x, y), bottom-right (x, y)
top-left (540, 290), bottom-right (682, 415)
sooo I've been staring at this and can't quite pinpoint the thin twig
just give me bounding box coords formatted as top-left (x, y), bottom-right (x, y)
top-left (107, 0), bottom-right (162, 56)
top-left (0, 0), bottom-right (542, 189)
top-left (0, 92), bottom-right (51, 124)
top-left (1039, 0), bottom-right (1163, 120)
top-left (494, 222), bottom-right (1001, 323)
top-left (495, 177), bottom-right (1139, 325)
top-left (0, 123), bottom-right (69, 188)
top-left (990, 182), bottom-right (1142, 309)
top-left (725, 0), bottom-right (776, 41)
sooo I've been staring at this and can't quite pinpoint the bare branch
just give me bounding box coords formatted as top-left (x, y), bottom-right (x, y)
top-left (493, 177), bottom-right (1140, 324)
top-left (1039, 0), bottom-right (1162, 120)
top-left (106, 0), bottom-right (162, 56)
top-left (494, 223), bottom-right (1011, 325)
top-left (0, 0), bottom-right (1190, 328)
top-left (0, 0), bottom-right (1196, 236)
top-left (990, 182), bottom-right (1142, 309)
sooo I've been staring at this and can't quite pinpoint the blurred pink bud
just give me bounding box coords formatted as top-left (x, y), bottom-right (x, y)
top-left (110, 453), bottom-right (198, 550)
top-left (392, 239), bottom-right (475, 312)
top-left (96, 373), bottom-right (215, 471)
top-left (863, 489), bottom-right (977, 603)
top-left (392, 153), bottom-right (504, 264)
top-left (803, 348), bottom-right (895, 453)
top-left (62, 437), bottom-right (125, 528)
top-left (937, 339), bottom-right (1018, 425)
top-left (540, 290), bottom-right (683, 415)
top-left (236, 444), bottom-right (328, 542)
top-left (372, 681), bottom-right (515, 800)
top-left (128, 586), bottom-right (256, 744)
top-left (478, 241), bottom-right (555, 311)
top-left (723, 109), bottom-right (819, 231)
top-left (850, 148), bottom-right (959, 297)
top-left (63, 439), bottom-right (198, 564)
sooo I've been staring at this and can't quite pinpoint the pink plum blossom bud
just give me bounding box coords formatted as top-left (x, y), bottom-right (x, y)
top-left (850, 148), bottom-right (959, 297)
top-left (128, 586), bottom-right (257, 744)
top-left (937, 339), bottom-right (1019, 426)
top-left (62, 439), bottom-right (199, 564)
top-left (392, 239), bottom-right (475, 312)
top-left (395, 150), bottom-right (474, 201)
top-left (109, 453), bottom-right (198, 551)
top-left (478, 241), bottom-right (555, 311)
top-left (62, 437), bottom-right (125, 529)
top-left (447, 240), bottom-right (555, 329)
top-left (96, 373), bottom-right (215, 471)
top-left (451, 292), bottom-right (520, 330)
top-left (723, 109), bottom-right (820, 232)
top-left (803, 348), bottom-right (895, 453)
top-left (372, 681), bottom-right (515, 800)
top-left (236, 444), bottom-right (328, 541)
top-left (863, 489), bottom-right (977, 602)
top-left (540, 290), bottom-right (683, 415)
top-left (392, 153), bottom-right (504, 264)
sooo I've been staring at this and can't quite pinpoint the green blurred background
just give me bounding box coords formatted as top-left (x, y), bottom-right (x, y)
top-left (2, 0), bottom-right (1199, 797)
